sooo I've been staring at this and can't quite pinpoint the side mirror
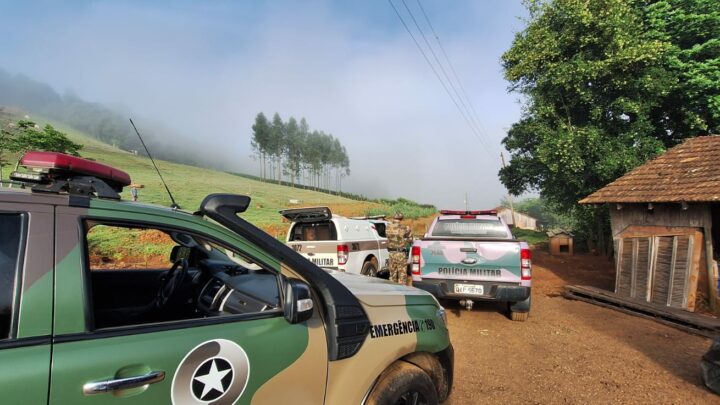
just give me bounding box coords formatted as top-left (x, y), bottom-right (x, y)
top-left (283, 278), bottom-right (314, 324)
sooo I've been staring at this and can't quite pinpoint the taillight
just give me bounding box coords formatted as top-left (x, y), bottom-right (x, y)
top-left (411, 246), bottom-right (421, 276)
top-left (337, 244), bottom-right (349, 265)
top-left (521, 248), bottom-right (532, 280)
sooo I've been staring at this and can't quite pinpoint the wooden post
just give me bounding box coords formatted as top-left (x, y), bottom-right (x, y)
top-left (704, 225), bottom-right (718, 311)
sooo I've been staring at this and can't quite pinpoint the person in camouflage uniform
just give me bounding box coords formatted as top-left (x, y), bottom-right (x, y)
top-left (386, 213), bottom-right (412, 285)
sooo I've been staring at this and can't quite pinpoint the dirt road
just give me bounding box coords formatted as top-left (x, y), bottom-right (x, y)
top-left (443, 251), bottom-right (717, 404)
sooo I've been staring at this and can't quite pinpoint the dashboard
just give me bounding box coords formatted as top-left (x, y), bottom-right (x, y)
top-left (196, 259), bottom-right (281, 315)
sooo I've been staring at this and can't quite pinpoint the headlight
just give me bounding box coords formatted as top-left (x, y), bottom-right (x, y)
top-left (436, 307), bottom-right (447, 328)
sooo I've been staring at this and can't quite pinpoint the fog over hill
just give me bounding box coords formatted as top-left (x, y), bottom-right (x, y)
top-left (0, 68), bottom-right (243, 172)
top-left (0, 2), bottom-right (528, 209)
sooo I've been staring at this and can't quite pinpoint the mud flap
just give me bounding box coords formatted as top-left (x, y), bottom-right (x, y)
top-left (702, 337), bottom-right (720, 395)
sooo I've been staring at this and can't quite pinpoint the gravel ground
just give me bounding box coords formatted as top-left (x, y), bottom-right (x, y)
top-left (442, 250), bottom-right (717, 404)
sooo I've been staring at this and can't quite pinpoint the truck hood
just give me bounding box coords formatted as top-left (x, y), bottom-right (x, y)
top-left (327, 270), bottom-right (437, 307)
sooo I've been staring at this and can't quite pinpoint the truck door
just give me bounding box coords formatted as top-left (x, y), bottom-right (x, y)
top-left (0, 203), bottom-right (54, 404)
top-left (49, 207), bottom-right (328, 404)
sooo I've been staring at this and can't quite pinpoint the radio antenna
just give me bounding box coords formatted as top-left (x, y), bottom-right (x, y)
top-left (129, 118), bottom-right (180, 210)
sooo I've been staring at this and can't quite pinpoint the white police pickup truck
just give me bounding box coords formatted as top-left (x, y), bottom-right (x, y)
top-left (410, 210), bottom-right (532, 320)
top-left (281, 207), bottom-right (390, 276)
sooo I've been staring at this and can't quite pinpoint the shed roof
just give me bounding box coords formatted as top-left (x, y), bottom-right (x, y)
top-left (547, 229), bottom-right (573, 237)
top-left (580, 135), bottom-right (720, 204)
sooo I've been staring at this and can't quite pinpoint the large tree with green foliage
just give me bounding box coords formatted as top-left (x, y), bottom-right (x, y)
top-left (0, 120), bottom-right (83, 182)
top-left (500, 0), bottom-right (720, 252)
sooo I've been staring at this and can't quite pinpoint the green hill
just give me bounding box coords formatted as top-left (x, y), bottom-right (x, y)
top-left (71, 127), bottom-right (388, 233)
top-left (1, 111), bottom-right (434, 234)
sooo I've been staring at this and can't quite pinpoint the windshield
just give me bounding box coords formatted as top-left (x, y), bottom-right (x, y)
top-left (431, 219), bottom-right (510, 239)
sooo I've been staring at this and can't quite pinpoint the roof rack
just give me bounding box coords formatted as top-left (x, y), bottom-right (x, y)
top-left (9, 151), bottom-right (131, 200)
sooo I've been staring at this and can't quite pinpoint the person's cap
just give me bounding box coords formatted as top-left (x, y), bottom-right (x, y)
top-left (393, 212), bottom-right (404, 220)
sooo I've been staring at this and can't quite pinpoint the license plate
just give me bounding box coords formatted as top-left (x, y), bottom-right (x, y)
top-left (454, 283), bottom-right (484, 295)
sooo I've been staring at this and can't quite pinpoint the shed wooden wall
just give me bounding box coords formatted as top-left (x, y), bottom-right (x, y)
top-left (610, 203), bottom-right (712, 238)
top-left (610, 203), bottom-right (714, 311)
top-left (497, 209), bottom-right (538, 230)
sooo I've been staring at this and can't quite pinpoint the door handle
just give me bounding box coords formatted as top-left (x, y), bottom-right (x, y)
top-left (83, 370), bottom-right (165, 395)
top-left (461, 258), bottom-right (477, 265)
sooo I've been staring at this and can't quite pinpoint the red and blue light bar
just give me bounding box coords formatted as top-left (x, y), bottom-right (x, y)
top-left (17, 151), bottom-right (131, 188)
top-left (439, 210), bottom-right (498, 217)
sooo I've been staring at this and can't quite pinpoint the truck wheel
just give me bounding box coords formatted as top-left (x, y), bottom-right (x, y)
top-left (508, 295), bottom-right (531, 322)
top-left (362, 259), bottom-right (378, 277)
top-left (367, 361), bottom-right (439, 405)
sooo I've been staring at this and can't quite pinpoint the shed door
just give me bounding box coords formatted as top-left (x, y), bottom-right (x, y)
top-left (615, 233), bottom-right (697, 310)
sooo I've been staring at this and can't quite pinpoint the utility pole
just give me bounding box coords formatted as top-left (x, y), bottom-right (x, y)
top-left (464, 193), bottom-right (468, 211)
top-left (500, 152), bottom-right (517, 228)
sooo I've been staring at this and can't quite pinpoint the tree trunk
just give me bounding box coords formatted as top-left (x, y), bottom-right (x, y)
top-left (276, 156), bottom-right (281, 184)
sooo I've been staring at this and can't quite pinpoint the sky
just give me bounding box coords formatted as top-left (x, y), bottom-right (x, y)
top-left (0, 0), bottom-right (529, 209)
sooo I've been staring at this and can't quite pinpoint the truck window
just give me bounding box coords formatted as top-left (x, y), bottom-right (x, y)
top-left (84, 222), bottom-right (281, 329)
top-left (290, 222), bottom-right (337, 241)
top-left (373, 222), bottom-right (387, 238)
top-left (431, 219), bottom-right (510, 239)
top-left (86, 225), bottom-right (174, 270)
top-left (0, 214), bottom-right (24, 340)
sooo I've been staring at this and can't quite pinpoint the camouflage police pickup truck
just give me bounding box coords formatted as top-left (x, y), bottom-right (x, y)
top-left (0, 151), bottom-right (453, 404)
top-left (410, 210), bottom-right (532, 321)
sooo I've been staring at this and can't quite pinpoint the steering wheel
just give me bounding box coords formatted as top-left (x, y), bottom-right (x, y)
top-left (157, 258), bottom-right (189, 308)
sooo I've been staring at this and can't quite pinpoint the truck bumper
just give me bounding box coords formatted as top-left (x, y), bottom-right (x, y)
top-left (413, 279), bottom-right (531, 302)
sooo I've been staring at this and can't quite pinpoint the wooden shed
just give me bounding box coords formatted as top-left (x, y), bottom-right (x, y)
top-left (547, 229), bottom-right (574, 255)
top-left (580, 135), bottom-right (720, 312)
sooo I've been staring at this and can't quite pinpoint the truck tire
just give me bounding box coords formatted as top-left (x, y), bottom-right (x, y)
top-left (508, 295), bottom-right (531, 322)
top-left (367, 361), bottom-right (439, 405)
top-left (510, 311), bottom-right (529, 322)
top-left (362, 259), bottom-right (379, 277)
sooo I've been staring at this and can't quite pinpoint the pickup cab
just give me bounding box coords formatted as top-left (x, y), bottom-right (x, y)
top-left (0, 151), bottom-right (454, 404)
top-left (410, 210), bottom-right (532, 321)
top-left (281, 207), bottom-right (389, 277)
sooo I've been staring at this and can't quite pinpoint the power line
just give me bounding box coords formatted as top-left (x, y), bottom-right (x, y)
top-left (400, 0), bottom-right (487, 145)
top-left (415, 0), bottom-right (491, 141)
top-left (387, 0), bottom-right (493, 153)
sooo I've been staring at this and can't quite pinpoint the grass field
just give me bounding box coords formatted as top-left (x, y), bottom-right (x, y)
top-left (512, 228), bottom-right (548, 246)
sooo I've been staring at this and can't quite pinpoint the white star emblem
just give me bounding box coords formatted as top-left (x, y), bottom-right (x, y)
top-left (193, 359), bottom-right (232, 400)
